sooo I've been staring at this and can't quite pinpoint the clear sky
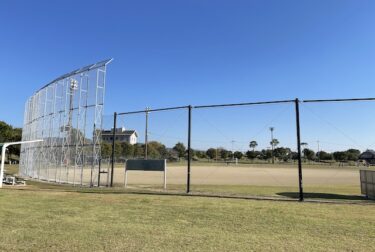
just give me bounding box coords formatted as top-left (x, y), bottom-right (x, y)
top-left (1, 0), bottom-right (375, 152)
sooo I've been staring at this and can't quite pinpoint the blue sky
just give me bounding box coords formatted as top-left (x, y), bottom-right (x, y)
top-left (1, 0), bottom-right (375, 151)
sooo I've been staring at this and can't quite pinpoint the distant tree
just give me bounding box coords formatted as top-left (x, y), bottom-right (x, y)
top-left (270, 139), bottom-right (279, 148)
top-left (333, 151), bottom-right (348, 162)
top-left (249, 141), bottom-right (258, 152)
top-left (346, 149), bottom-right (360, 161)
top-left (233, 151), bottom-right (243, 159)
top-left (290, 151), bottom-right (299, 161)
top-left (274, 147), bottom-right (291, 161)
top-left (206, 148), bottom-right (216, 159)
top-left (195, 150), bottom-right (207, 159)
top-left (101, 142), bottom-right (112, 158)
top-left (0, 121), bottom-right (22, 159)
top-left (246, 150), bottom-right (260, 160)
top-left (173, 142), bottom-right (186, 159)
top-left (148, 141), bottom-right (167, 158)
top-left (317, 151), bottom-right (332, 161)
top-left (114, 142), bottom-right (122, 158)
top-left (260, 149), bottom-right (273, 160)
top-left (121, 142), bottom-right (134, 158)
top-left (220, 148), bottom-right (230, 159)
top-left (133, 143), bottom-right (145, 158)
top-left (303, 148), bottom-right (315, 161)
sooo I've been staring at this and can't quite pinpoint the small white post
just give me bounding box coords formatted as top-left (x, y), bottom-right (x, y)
top-left (0, 144), bottom-right (8, 188)
top-left (163, 159), bottom-right (167, 190)
top-left (1, 139), bottom-right (43, 188)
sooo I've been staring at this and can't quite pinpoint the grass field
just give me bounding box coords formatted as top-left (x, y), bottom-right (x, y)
top-left (1, 165), bottom-right (375, 251)
top-left (1, 184), bottom-right (375, 251)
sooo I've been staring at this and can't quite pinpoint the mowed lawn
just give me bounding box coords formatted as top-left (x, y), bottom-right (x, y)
top-left (1, 186), bottom-right (375, 251)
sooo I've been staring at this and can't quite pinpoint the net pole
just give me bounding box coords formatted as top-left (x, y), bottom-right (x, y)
top-left (295, 98), bottom-right (304, 201)
top-left (187, 105), bottom-right (192, 193)
top-left (110, 112), bottom-right (117, 187)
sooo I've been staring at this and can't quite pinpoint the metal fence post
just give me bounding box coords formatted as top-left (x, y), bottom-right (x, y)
top-left (295, 99), bottom-right (304, 201)
top-left (187, 105), bottom-right (192, 193)
top-left (110, 112), bottom-right (117, 187)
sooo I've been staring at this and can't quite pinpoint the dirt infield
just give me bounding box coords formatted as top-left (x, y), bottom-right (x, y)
top-left (111, 164), bottom-right (360, 187)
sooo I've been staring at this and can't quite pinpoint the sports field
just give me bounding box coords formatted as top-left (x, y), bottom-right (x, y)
top-left (0, 181), bottom-right (374, 251)
top-left (115, 163), bottom-right (359, 186)
top-left (2, 164), bottom-right (375, 251)
top-left (106, 162), bottom-right (364, 200)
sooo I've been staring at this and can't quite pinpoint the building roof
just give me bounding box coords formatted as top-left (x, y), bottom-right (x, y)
top-left (359, 150), bottom-right (375, 160)
top-left (102, 129), bottom-right (138, 137)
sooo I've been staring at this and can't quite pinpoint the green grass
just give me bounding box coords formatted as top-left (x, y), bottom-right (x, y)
top-left (0, 186), bottom-right (374, 251)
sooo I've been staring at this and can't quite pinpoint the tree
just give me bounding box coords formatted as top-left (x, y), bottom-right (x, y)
top-left (0, 121), bottom-right (22, 160)
top-left (260, 149), bottom-right (273, 160)
top-left (249, 141), bottom-right (258, 152)
top-left (333, 151), bottom-right (348, 162)
top-left (195, 150), bottom-right (207, 159)
top-left (317, 151), bottom-right (332, 161)
top-left (270, 139), bottom-right (279, 148)
top-left (220, 148), bottom-right (230, 159)
top-left (233, 151), bottom-right (243, 159)
top-left (121, 142), bottom-right (134, 158)
top-left (274, 147), bottom-right (291, 161)
top-left (346, 149), bottom-right (360, 161)
top-left (290, 151), bottom-right (299, 161)
top-left (133, 143), bottom-right (145, 158)
top-left (246, 150), bottom-right (260, 160)
top-left (101, 142), bottom-right (112, 158)
top-left (303, 148), bottom-right (315, 161)
top-left (173, 142), bottom-right (186, 159)
top-left (147, 141), bottom-right (167, 158)
top-left (206, 148), bottom-right (216, 159)
top-left (114, 142), bottom-right (122, 159)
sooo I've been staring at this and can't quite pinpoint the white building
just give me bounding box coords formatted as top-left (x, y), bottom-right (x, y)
top-left (102, 127), bottom-right (138, 145)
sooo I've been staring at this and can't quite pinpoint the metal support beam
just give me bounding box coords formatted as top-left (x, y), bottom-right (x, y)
top-left (187, 105), bottom-right (192, 193)
top-left (145, 107), bottom-right (149, 160)
top-left (295, 99), bottom-right (304, 201)
top-left (110, 112), bottom-right (117, 187)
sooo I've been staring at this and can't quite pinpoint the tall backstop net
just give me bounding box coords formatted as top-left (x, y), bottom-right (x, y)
top-left (19, 59), bottom-right (112, 186)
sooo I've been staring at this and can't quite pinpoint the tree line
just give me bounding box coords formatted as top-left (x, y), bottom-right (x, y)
top-left (0, 121), bottom-right (22, 160)
top-left (101, 138), bottom-right (363, 163)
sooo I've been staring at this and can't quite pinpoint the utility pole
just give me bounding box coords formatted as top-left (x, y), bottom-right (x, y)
top-left (270, 127), bottom-right (275, 164)
top-left (145, 107), bottom-right (150, 160)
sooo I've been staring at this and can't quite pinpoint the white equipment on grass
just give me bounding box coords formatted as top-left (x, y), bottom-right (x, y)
top-left (0, 139), bottom-right (43, 188)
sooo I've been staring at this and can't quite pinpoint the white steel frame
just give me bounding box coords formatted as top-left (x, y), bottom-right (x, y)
top-left (19, 59), bottom-right (112, 186)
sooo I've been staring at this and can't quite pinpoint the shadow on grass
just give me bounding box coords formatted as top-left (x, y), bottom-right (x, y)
top-left (278, 192), bottom-right (366, 201)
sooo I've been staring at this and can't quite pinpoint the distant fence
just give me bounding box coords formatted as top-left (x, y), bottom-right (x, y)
top-left (109, 97), bottom-right (375, 201)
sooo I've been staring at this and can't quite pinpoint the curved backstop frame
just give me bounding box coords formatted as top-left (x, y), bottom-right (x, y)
top-left (19, 59), bottom-right (112, 186)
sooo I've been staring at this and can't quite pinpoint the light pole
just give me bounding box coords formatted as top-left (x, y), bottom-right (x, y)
top-left (270, 127), bottom-right (275, 164)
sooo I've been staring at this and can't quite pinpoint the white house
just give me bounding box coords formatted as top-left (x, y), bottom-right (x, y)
top-left (102, 127), bottom-right (138, 145)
